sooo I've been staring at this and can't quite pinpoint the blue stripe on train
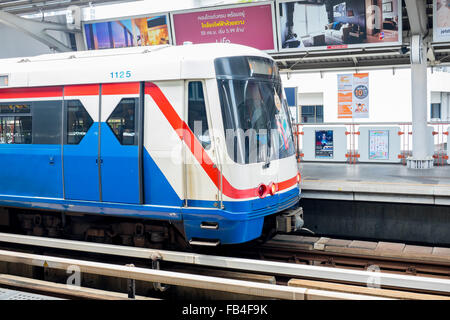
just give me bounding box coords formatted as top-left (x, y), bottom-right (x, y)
top-left (0, 144), bottom-right (63, 198)
top-left (143, 148), bottom-right (183, 206)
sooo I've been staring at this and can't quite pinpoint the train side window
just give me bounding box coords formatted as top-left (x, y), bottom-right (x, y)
top-left (32, 101), bottom-right (62, 144)
top-left (106, 98), bottom-right (138, 145)
top-left (0, 103), bottom-right (32, 144)
top-left (66, 100), bottom-right (94, 145)
top-left (0, 103), bottom-right (30, 114)
top-left (188, 81), bottom-right (210, 149)
top-left (0, 116), bottom-right (32, 144)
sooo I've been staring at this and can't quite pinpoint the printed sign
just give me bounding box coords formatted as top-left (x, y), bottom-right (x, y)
top-left (171, 3), bottom-right (276, 51)
top-left (369, 130), bottom-right (389, 160)
top-left (277, 0), bottom-right (401, 52)
top-left (315, 130), bottom-right (334, 158)
top-left (84, 14), bottom-right (170, 50)
top-left (434, 0), bottom-right (450, 42)
top-left (338, 73), bottom-right (369, 119)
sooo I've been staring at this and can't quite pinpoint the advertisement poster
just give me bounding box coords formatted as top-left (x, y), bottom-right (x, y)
top-left (277, 0), bottom-right (401, 52)
top-left (434, 0), bottom-right (450, 42)
top-left (171, 3), bottom-right (276, 51)
top-left (338, 73), bottom-right (369, 119)
top-left (315, 130), bottom-right (334, 158)
top-left (369, 130), bottom-right (389, 160)
top-left (84, 15), bottom-right (170, 50)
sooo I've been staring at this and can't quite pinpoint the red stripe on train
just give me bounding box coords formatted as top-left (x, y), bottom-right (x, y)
top-left (0, 86), bottom-right (63, 99)
top-left (102, 82), bottom-right (140, 95)
top-left (145, 82), bottom-right (298, 200)
top-left (64, 84), bottom-right (99, 96)
top-left (0, 83), bottom-right (140, 98)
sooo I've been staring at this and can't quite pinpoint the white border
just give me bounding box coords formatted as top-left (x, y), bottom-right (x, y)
top-left (275, 0), bottom-right (402, 53)
top-left (433, 0), bottom-right (450, 43)
top-left (81, 12), bottom-right (172, 50)
top-left (169, 1), bottom-right (278, 54)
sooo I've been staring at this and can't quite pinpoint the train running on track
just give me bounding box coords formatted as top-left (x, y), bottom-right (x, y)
top-left (0, 43), bottom-right (302, 247)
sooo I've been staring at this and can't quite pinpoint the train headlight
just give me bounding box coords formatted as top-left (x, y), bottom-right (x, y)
top-left (257, 184), bottom-right (267, 198)
top-left (297, 172), bottom-right (301, 183)
top-left (269, 183), bottom-right (277, 196)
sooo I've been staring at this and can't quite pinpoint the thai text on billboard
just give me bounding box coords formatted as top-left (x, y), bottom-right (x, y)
top-left (84, 15), bottom-right (170, 50)
top-left (171, 3), bottom-right (276, 51)
top-left (338, 73), bottom-right (369, 119)
top-left (434, 0), bottom-right (450, 42)
top-left (277, 0), bottom-right (401, 52)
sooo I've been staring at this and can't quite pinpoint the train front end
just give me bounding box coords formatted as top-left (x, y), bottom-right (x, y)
top-left (183, 50), bottom-right (303, 246)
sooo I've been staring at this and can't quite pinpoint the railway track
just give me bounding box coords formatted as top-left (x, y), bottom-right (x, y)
top-left (233, 234), bottom-right (450, 279)
top-left (0, 232), bottom-right (449, 299)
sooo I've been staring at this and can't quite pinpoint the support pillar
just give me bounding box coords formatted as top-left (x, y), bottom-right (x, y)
top-left (407, 35), bottom-right (434, 169)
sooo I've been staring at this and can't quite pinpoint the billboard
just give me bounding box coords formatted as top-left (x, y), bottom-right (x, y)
top-left (315, 130), bottom-right (334, 158)
top-left (171, 2), bottom-right (277, 52)
top-left (83, 14), bottom-right (170, 50)
top-left (337, 73), bottom-right (369, 119)
top-left (433, 0), bottom-right (450, 42)
top-left (369, 130), bottom-right (389, 160)
top-left (276, 0), bottom-right (402, 52)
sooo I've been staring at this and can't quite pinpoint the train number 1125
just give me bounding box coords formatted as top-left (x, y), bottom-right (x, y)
top-left (110, 71), bottom-right (131, 79)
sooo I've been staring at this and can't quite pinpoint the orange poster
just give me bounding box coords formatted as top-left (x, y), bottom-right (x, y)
top-left (337, 73), bottom-right (369, 119)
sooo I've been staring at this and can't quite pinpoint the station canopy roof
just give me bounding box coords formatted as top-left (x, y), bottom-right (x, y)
top-left (1, 0), bottom-right (449, 72)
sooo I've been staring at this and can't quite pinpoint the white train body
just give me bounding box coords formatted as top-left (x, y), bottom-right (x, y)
top-left (0, 43), bottom-right (301, 245)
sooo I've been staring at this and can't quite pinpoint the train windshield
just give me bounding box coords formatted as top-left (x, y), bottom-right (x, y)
top-left (215, 56), bottom-right (295, 164)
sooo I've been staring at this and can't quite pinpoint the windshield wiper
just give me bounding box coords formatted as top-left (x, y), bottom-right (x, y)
top-left (263, 120), bottom-right (271, 169)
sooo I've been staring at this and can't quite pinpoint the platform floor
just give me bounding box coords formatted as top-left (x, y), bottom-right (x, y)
top-left (0, 287), bottom-right (62, 300)
top-left (298, 162), bottom-right (450, 205)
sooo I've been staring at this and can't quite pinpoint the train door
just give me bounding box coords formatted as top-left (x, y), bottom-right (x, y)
top-left (63, 85), bottom-right (100, 201)
top-left (99, 83), bottom-right (140, 204)
top-left (184, 80), bottom-right (218, 207)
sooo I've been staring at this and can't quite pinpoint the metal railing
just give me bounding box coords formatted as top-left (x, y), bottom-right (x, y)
top-left (293, 121), bottom-right (450, 165)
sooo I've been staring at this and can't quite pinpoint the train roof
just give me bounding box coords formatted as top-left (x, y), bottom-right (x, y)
top-left (0, 43), bottom-right (272, 88)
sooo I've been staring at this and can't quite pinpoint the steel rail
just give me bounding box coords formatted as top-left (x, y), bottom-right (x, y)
top-left (0, 232), bottom-right (449, 294)
top-left (0, 249), bottom-right (384, 300)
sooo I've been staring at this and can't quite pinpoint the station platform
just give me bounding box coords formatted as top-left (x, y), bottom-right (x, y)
top-left (0, 287), bottom-right (62, 300)
top-left (299, 162), bottom-right (450, 206)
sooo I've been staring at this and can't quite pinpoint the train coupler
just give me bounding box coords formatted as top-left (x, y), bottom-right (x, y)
top-left (276, 207), bottom-right (304, 233)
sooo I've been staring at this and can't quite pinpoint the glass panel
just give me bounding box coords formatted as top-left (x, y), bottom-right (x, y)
top-left (13, 116), bottom-right (32, 144)
top-left (0, 104), bottom-right (15, 113)
top-left (188, 82), bottom-right (211, 149)
top-left (0, 116), bottom-right (31, 144)
top-left (32, 101), bottom-right (62, 145)
top-left (0, 117), bottom-right (14, 144)
top-left (106, 98), bottom-right (137, 145)
top-left (217, 79), bottom-right (295, 164)
top-left (301, 105), bottom-right (315, 123)
top-left (14, 104), bottom-right (30, 113)
top-left (431, 103), bottom-right (441, 119)
top-left (0, 103), bottom-right (30, 114)
top-left (66, 100), bottom-right (94, 145)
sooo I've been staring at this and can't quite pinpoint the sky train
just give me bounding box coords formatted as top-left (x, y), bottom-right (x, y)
top-left (0, 43), bottom-right (302, 247)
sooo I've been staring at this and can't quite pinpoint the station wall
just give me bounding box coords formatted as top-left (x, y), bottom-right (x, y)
top-left (281, 68), bottom-right (450, 123)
